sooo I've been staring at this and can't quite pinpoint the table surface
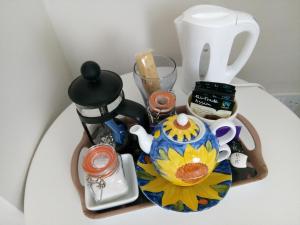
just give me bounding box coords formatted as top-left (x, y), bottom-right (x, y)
top-left (24, 69), bottom-right (300, 225)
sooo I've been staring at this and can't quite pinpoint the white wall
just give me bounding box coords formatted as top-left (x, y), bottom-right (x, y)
top-left (0, 0), bottom-right (72, 211)
top-left (43, 0), bottom-right (300, 93)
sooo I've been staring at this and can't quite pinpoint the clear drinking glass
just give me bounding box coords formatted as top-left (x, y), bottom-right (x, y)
top-left (133, 55), bottom-right (177, 105)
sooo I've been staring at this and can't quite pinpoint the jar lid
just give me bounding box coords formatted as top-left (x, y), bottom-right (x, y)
top-left (82, 145), bottom-right (118, 177)
top-left (148, 90), bottom-right (176, 113)
top-left (68, 61), bottom-right (123, 107)
top-left (162, 114), bottom-right (201, 142)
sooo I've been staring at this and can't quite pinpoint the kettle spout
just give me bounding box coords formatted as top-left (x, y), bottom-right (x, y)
top-left (174, 15), bottom-right (183, 29)
top-left (129, 125), bottom-right (153, 154)
top-left (174, 15), bottom-right (183, 41)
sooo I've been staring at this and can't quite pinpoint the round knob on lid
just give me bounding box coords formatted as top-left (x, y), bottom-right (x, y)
top-left (176, 113), bottom-right (189, 127)
top-left (81, 61), bottom-right (101, 81)
top-left (68, 61), bottom-right (123, 107)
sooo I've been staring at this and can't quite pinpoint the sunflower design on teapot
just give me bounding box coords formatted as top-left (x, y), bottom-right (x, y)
top-left (130, 113), bottom-right (235, 186)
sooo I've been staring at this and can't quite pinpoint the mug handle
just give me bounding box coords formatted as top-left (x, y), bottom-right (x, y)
top-left (210, 119), bottom-right (236, 146)
top-left (217, 144), bottom-right (231, 162)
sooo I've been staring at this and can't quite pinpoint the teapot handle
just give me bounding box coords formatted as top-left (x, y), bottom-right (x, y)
top-left (217, 144), bottom-right (231, 162)
top-left (226, 13), bottom-right (260, 81)
top-left (209, 119), bottom-right (236, 146)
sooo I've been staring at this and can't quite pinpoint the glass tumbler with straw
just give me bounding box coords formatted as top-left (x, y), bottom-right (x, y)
top-left (133, 52), bottom-right (177, 105)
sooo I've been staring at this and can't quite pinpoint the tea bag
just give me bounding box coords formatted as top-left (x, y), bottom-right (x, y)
top-left (190, 81), bottom-right (236, 118)
top-left (135, 50), bottom-right (161, 95)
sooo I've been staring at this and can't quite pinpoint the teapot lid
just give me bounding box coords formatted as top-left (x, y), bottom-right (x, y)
top-left (162, 114), bottom-right (203, 142)
top-left (68, 61), bottom-right (123, 107)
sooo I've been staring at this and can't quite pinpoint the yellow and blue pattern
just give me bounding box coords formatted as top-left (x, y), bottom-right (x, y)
top-left (136, 152), bottom-right (232, 212)
top-left (151, 120), bottom-right (220, 186)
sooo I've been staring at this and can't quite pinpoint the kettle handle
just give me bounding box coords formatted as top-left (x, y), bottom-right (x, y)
top-left (114, 99), bottom-right (149, 131)
top-left (226, 13), bottom-right (260, 80)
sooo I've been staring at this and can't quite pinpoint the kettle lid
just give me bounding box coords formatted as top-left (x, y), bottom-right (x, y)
top-left (68, 61), bottom-right (123, 107)
top-left (162, 114), bottom-right (204, 143)
top-left (180, 5), bottom-right (238, 27)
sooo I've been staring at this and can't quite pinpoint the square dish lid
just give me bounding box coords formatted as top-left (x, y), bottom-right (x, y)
top-left (178, 5), bottom-right (238, 27)
top-left (68, 61), bottom-right (123, 107)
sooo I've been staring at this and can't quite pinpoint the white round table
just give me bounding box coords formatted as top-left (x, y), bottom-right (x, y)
top-left (24, 69), bottom-right (300, 225)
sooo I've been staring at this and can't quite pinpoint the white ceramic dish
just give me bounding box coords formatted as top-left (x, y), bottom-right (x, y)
top-left (78, 150), bottom-right (139, 211)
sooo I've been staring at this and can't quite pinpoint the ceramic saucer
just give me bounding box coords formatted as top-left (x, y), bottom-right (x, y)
top-left (136, 152), bottom-right (232, 212)
top-left (78, 148), bottom-right (139, 211)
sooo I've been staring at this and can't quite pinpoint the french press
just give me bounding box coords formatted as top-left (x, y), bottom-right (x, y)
top-left (68, 61), bottom-right (149, 148)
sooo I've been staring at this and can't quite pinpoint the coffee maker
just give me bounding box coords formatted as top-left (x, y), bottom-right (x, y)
top-left (68, 61), bottom-right (149, 150)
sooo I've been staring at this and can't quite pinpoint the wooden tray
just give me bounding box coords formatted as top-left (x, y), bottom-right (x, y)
top-left (70, 111), bottom-right (268, 219)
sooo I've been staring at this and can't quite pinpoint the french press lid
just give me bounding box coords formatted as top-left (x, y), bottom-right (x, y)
top-left (68, 61), bottom-right (123, 107)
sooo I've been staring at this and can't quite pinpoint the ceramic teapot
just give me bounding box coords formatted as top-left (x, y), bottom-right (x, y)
top-left (130, 113), bottom-right (236, 186)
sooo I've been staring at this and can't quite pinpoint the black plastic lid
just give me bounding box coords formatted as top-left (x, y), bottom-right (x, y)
top-left (68, 61), bottom-right (123, 107)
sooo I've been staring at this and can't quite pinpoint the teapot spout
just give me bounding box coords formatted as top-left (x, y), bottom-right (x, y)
top-left (129, 125), bottom-right (153, 154)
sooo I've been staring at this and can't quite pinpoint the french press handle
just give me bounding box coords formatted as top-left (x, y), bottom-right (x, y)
top-left (115, 99), bottom-right (149, 131)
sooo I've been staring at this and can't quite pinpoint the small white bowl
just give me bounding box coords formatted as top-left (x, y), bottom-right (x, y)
top-left (186, 92), bottom-right (238, 125)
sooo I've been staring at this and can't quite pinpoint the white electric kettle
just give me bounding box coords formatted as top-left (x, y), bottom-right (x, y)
top-left (175, 5), bottom-right (260, 93)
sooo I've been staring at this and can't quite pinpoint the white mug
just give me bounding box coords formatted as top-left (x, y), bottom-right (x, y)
top-left (209, 119), bottom-right (237, 146)
top-left (208, 119), bottom-right (236, 162)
